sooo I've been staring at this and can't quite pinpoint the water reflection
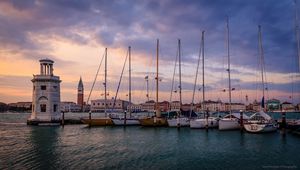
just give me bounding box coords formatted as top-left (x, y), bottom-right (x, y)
top-left (29, 126), bottom-right (60, 169)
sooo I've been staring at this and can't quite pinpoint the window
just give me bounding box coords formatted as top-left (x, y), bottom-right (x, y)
top-left (54, 104), bottom-right (57, 112)
top-left (40, 104), bottom-right (46, 112)
top-left (33, 86), bottom-right (35, 90)
top-left (93, 103), bottom-right (95, 106)
top-left (41, 85), bottom-right (46, 90)
top-left (53, 86), bottom-right (57, 89)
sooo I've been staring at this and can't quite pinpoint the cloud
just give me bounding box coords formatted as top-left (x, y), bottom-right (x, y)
top-left (0, 0), bottom-right (299, 104)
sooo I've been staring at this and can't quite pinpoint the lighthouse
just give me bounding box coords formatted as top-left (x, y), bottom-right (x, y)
top-left (28, 59), bottom-right (61, 124)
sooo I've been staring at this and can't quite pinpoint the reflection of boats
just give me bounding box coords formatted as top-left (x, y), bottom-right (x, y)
top-left (244, 26), bottom-right (277, 133)
top-left (139, 39), bottom-right (167, 127)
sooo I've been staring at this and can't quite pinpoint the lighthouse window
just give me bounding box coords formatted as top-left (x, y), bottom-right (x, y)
top-left (53, 104), bottom-right (57, 112)
top-left (41, 85), bottom-right (46, 90)
top-left (40, 104), bottom-right (46, 112)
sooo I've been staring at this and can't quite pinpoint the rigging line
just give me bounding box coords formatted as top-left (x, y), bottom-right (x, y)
top-left (112, 49), bottom-right (129, 112)
top-left (169, 40), bottom-right (179, 109)
top-left (86, 50), bottom-right (105, 106)
top-left (190, 33), bottom-right (202, 118)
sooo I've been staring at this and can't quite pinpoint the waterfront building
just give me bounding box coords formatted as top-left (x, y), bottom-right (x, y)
top-left (91, 99), bottom-right (130, 112)
top-left (266, 99), bottom-right (281, 111)
top-left (29, 59), bottom-right (61, 121)
top-left (60, 101), bottom-right (82, 112)
top-left (224, 103), bottom-right (246, 112)
top-left (141, 100), bottom-right (156, 112)
top-left (281, 101), bottom-right (295, 111)
top-left (203, 100), bottom-right (224, 112)
top-left (77, 77), bottom-right (84, 111)
top-left (170, 101), bottom-right (181, 111)
top-left (8, 102), bottom-right (32, 109)
top-left (158, 101), bottom-right (170, 112)
top-left (127, 103), bottom-right (142, 112)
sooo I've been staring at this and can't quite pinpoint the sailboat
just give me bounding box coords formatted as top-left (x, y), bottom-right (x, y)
top-left (190, 31), bottom-right (218, 129)
top-left (219, 17), bottom-right (248, 130)
top-left (81, 48), bottom-right (114, 126)
top-left (111, 46), bottom-right (140, 125)
top-left (139, 39), bottom-right (168, 126)
top-left (244, 25), bottom-right (277, 133)
top-left (167, 39), bottom-right (190, 127)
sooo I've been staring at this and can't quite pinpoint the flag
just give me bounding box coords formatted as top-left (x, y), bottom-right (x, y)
top-left (261, 96), bottom-right (265, 108)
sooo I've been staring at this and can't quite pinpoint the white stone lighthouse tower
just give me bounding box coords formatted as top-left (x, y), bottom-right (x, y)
top-left (29, 59), bottom-right (61, 122)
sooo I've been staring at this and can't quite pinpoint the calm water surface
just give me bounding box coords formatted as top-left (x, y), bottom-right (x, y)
top-left (0, 112), bottom-right (300, 170)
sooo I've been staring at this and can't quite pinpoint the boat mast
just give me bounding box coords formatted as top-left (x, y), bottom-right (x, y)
top-left (258, 25), bottom-right (265, 109)
top-left (146, 76), bottom-right (149, 102)
top-left (156, 39), bottom-right (160, 118)
top-left (202, 31), bottom-right (205, 113)
top-left (295, 0), bottom-right (300, 73)
top-left (104, 48), bottom-right (107, 117)
top-left (178, 39), bottom-right (182, 116)
top-left (129, 46), bottom-right (132, 117)
top-left (226, 17), bottom-right (232, 116)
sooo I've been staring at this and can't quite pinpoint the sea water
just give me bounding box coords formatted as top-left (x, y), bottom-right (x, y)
top-left (0, 112), bottom-right (299, 170)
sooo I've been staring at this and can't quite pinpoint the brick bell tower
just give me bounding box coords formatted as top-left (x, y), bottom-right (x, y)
top-left (77, 76), bottom-right (84, 111)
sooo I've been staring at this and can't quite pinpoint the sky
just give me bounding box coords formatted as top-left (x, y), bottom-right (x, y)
top-left (0, 0), bottom-right (300, 104)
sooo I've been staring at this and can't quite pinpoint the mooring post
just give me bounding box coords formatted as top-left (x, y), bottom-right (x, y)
top-left (124, 111), bottom-right (127, 126)
top-left (206, 109), bottom-right (209, 130)
top-left (88, 111), bottom-right (91, 127)
top-left (177, 111), bottom-right (180, 129)
top-left (240, 110), bottom-right (243, 132)
top-left (61, 111), bottom-right (65, 127)
top-left (281, 111), bottom-right (286, 136)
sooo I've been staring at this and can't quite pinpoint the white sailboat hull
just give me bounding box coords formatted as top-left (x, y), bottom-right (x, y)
top-left (218, 118), bottom-right (240, 130)
top-left (190, 118), bottom-right (218, 129)
top-left (167, 117), bottom-right (190, 127)
top-left (244, 122), bottom-right (277, 133)
top-left (111, 118), bottom-right (140, 125)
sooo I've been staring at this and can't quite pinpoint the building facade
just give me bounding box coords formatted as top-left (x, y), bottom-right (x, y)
top-left (91, 99), bottom-right (130, 112)
top-left (30, 59), bottom-right (61, 121)
top-left (281, 102), bottom-right (295, 111)
top-left (60, 101), bottom-right (82, 112)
